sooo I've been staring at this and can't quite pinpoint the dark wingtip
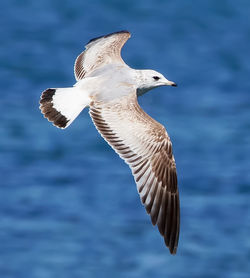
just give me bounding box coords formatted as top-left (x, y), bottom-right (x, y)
top-left (170, 247), bottom-right (177, 255)
top-left (164, 237), bottom-right (178, 255)
top-left (39, 88), bottom-right (69, 129)
top-left (87, 30), bottom-right (130, 45)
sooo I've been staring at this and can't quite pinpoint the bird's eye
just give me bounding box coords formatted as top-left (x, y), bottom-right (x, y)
top-left (153, 76), bottom-right (160, 81)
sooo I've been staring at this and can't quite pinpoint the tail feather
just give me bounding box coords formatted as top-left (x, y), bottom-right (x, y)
top-left (39, 87), bottom-right (90, 129)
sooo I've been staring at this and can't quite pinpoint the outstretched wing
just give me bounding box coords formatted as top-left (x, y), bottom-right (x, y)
top-left (89, 93), bottom-right (180, 254)
top-left (74, 30), bottom-right (131, 81)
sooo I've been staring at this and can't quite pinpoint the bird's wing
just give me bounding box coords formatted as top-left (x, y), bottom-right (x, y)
top-left (89, 93), bottom-right (180, 254)
top-left (74, 31), bottom-right (131, 81)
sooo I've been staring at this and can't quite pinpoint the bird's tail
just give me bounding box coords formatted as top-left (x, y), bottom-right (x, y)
top-left (39, 87), bottom-right (90, 129)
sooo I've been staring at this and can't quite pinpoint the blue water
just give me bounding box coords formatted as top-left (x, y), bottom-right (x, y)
top-left (0, 0), bottom-right (250, 277)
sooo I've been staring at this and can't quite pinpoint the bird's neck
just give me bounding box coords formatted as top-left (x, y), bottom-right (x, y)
top-left (135, 70), bottom-right (153, 96)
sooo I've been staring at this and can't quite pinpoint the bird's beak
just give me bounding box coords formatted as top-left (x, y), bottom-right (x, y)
top-left (165, 79), bottom-right (177, 87)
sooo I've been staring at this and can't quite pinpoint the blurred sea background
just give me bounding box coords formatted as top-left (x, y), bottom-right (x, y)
top-left (0, 0), bottom-right (250, 277)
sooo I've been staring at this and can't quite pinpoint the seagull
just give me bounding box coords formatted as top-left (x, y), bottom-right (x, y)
top-left (39, 30), bottom-right (180, 254)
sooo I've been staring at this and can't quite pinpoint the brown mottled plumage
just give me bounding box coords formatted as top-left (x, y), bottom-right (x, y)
top-left (89, 93), bottom-right (179, 254)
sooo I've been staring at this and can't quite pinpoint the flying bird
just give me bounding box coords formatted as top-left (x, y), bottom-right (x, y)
top-left (39, 31), bottom-right (180, 254)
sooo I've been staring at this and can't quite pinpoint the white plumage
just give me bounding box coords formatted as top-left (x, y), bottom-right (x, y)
top-left (39, 31), bottom-right (179, 254)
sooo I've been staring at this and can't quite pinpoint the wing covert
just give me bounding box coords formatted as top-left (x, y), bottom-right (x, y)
top-left (89, 93), bottom-right (180, 254)
top-left (74, 31), bottom-right (131, 80)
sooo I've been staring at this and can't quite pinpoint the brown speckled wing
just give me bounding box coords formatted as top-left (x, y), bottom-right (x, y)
top-left (74, 31), bottom-right (131, 81)
top-left (89, 93), bottom-right (180, 254)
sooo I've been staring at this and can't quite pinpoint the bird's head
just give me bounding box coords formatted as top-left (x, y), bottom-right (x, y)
top-left (136, 69), bottom-right (177, 96)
